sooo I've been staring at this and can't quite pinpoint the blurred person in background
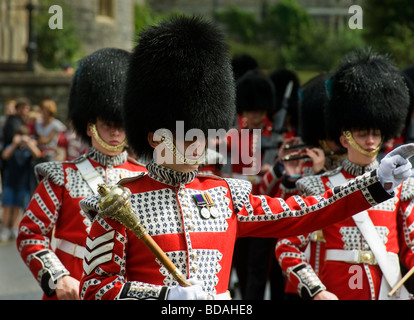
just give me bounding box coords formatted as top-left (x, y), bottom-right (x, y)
top-left (35, 99), bottom-right (66, 162)
top-left (0, 99), bottom-right (17, 191)
top-left (26, 105), bottom-right (42, 139)
top-left (56, 121), bottom-right (88, 161)
top-left (2, 98), bottom-right (31, 150)
top-left (0, 99), bottom-right (16, 151)
top-left (1, 125), bottom-right (41, 242)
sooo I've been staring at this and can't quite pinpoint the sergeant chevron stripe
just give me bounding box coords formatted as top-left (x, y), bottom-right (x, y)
top-left (84, 230), bottom-right (115, 275)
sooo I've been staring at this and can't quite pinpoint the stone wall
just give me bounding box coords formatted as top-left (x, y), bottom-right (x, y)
top-left (1, 0), bottom-right (137, 66)
top-left (60, 0), bottom-right (136, 55)
top-left (0, 0), bottom-right (29, 63)
top-left (147, 0), bottom-right (270, 18)
top-left (0, 71), bottom-right (72, 123)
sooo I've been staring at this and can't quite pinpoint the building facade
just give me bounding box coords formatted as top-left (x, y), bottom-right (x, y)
top-left (0, 0), bottom-right (138, 66)
top-left (0, 0), bottom-right (362, 117)
top-left (0, 0), bottom-right (139, 118)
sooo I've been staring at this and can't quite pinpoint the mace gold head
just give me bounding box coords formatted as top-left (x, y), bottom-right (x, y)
top-left (97, 184), bottom-right (111, 197)
top-left (96, 183), bottom-right (144, 237)
top-left (97, 184), bottom-right (131, 217)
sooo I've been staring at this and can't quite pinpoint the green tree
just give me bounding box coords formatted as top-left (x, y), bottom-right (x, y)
top-left (263, 0), bottom-right (364, 71)
top-left (364, 0), bottom-right (414, 67)
top-left (262, 0), bottom-right (313, 47)
top-left (35, 0), bottom-right (81, 69)
top-left (134, 3), bottom-right (169, 35)
top-left (279, 23), bottom-right (365, 71)
top-left (215, 5), bottom-right (261, 43)
top-left (134, 3), bottom-right (183, 44)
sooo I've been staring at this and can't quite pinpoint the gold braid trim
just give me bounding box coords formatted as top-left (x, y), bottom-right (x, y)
top-left (160, 131), bottom-right (207, 165)
top-left (89, 123), bottom-right (127, 152)
top-left (343, 131), bottom-right (382, 157)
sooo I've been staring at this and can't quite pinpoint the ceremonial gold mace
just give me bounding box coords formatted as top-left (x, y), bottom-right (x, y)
top-left (97, 183), bottom-right (192, 287)
top-left (388, 265), bottom-right (414, 297)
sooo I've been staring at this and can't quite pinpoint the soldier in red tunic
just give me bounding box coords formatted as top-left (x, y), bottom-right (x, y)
top-left (276, 51), bottom-right (414, 300)
top-left (79, 17), bottom-right (412, 300)
top-left (16, 48), bottom-right (146, 300)
top-left (260, 73), bottom-right (346, 299)
top-left (226, 70), bottom-right (276, 195)
top-left (259, 73), bottom-right (346, 200)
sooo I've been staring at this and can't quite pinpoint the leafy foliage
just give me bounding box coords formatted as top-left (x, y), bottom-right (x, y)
top-left (364, 0), bottom-right (414, 68)
top-left (134, 3), bottom-right (183, 44)
top-left (34, 0), bottom-right (81, 69)
top-left (217, 0), bottom-right (364, 72)
top-left (215, 5), bottom-right (261, 43)
top-left (262, 0), bottom-right (313, 47)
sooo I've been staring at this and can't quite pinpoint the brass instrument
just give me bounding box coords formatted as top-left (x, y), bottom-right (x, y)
top-left (97, 184), bottom-right (192, 287)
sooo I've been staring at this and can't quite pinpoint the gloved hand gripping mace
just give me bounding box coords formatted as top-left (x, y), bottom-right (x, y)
top-left (97, 183), bottom-right (192, 287)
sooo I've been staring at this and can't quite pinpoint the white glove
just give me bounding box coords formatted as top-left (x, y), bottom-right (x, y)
top-left (167, 278), bottom-right (207, 300)
top-left (378, 154), bottom-right (412, 191)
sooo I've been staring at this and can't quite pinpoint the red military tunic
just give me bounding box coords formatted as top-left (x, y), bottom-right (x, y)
top-left (79, 160), bottom-right (394, 300)
top-left (227, 117), bottom-right (275, 195)
top-left (16, 147), bottom-right (146, 299)
top-left (261, 157), bottom-right (341, 297)
top-left (276, 159), bottom-right (414, 300)
top-left (276, 231), bottom-right (327, 298)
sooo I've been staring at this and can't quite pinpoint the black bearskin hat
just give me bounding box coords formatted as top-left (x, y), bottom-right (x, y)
top-left (236, 70), bottom-right (276, 115)
top-left (325, 50), bottom-right (409, 144)
top-left (68, 48), bottom-right (131, 144)
top-left (231, 54), bottom-right (258, 81)
top-left (123, 16), bottom-right (236, 159)
top-left (299, 73), bottom-right (331, 147)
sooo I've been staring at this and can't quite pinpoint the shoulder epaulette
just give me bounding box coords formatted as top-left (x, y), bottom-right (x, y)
top-left (223, 177), bottom-right (252, 212)
top-left (197, 171), bottom-right (224, 181)
top-left (296, 175), bottom-right (325, 197)
top-left (34, 161), bottom-right (65, 186)
top-left (118, 172), bottom-right (147, 186)
top-left (296, 167), bottom-right (343, 196)
top-left (34, 154), bottom-right (88, 185)
top-left (321, 166), bottom-right (343, 177)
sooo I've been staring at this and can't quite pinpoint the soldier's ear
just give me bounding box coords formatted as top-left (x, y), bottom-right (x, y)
top-left (147, 132), bottom-right (162, 149)
top-left (339, 134), bottom-right (349, 149)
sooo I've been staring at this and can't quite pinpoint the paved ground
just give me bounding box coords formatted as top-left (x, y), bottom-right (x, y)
top-left (0, 240), bottom-right (42, 300)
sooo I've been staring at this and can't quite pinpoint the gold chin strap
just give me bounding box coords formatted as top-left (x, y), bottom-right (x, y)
top-left (318, 139), bottom-right (345, 159)
top-left (160, 132), bottom-right (207, 166)
top-left (89, 123), bottom-right (127, 152)
top-left (343, 130), bottom-right (382, 157)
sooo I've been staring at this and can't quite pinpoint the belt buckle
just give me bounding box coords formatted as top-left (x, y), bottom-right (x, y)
top-left (358, 251), bottom-right (375, 265)
top-left (312, 230), bottom-right (325, 242)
